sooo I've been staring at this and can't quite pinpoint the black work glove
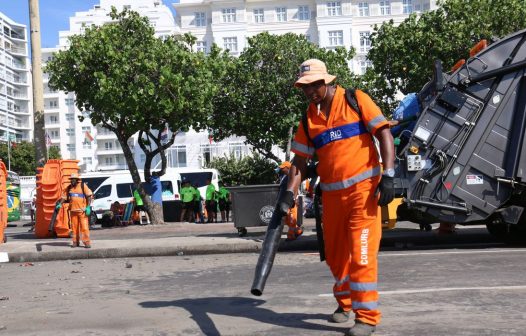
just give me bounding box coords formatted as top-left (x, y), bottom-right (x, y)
top-left (377, 176), bottom-right (395, 206)
top-left (277, 190), bottom-right (295, 216)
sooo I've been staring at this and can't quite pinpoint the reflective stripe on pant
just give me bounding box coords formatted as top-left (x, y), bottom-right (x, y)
top-left (321, 177), bottom-right (381, 326)
top-left (70, 211), bottom-right (90, 245)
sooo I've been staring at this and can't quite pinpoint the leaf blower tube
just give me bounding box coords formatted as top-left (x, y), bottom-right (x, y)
top-left (250, 176), bottom-right (288, 296)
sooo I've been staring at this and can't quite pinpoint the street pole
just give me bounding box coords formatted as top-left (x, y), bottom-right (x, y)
top-left (29, 0), bottom-right (47, 165)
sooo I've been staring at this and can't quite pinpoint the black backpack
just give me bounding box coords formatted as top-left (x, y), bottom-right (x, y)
top-left (301, 88), bottom-right (362, 144)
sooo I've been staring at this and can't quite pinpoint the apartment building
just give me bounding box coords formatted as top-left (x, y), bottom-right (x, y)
top-left (173, 0), bottom-right (437, 74)
top-left (0, 12), bottom-right (32, 147)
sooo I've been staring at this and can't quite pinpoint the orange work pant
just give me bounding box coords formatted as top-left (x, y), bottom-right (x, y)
top-left (321, 177), bottom-right (381, 326)
top-left (285, 204), bottom-right (301, 235)
top-left (70, 211), bottom-right (90, 245)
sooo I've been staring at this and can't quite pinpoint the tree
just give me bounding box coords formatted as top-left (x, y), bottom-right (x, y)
top-left (367, 0), bottom-right (526, 107)
top-left (46, 9), bottom-right (217, 224)
top-left (207, 153), bottom-right (277, 185)
top-left (209, 32), bottom-right (359, 162)
top-left (0, 142), bottom-right (36, 175)
top-left (48, 146), bottom-right (61, 160)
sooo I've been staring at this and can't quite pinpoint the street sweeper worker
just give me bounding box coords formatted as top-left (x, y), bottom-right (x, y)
top-left (58, 173), bottom-right (93, 248)
top-left (277, 59), bottom-right (395, 336)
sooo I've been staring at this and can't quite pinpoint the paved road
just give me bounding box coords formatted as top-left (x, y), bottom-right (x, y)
top-left (1, 244), bottom-right (525, 335)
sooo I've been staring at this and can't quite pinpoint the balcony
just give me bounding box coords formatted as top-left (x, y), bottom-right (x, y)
top-left (6, 46), bottom-right (26, 56)
top-left (5, 59), bottom-right (26, 70)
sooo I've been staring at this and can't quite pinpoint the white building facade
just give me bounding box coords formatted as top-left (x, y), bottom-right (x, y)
top-left (174, 0), bottom-right (437, 74)
top-left (0, 13), bottom-right (32, 147)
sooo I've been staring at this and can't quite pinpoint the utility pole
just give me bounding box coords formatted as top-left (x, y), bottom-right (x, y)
top-left (29, 0), bottom-right (47, 165)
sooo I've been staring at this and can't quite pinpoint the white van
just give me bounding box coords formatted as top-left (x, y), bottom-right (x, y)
top-left (91, 172), bottom-right (182, 219)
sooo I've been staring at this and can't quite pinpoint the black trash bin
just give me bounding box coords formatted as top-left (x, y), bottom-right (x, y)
top-left (229, 184), bottom-right (280, 236)
top-left (163, 200), bottom-right (182, 222)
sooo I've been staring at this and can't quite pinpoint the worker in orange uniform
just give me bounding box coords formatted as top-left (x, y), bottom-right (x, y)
top-left (57, 173), bottom-right (93, 248)
top-left (277, 59), bottom-right (395, 336)
top-left (277, 161), bottom-right (303, 241)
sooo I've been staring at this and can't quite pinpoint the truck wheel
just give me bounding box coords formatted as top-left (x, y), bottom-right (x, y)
top-left (3, 234), bottom-right (6, 243)
top-left (238, 227), bottom-right (247, 237)
top-left (486, 222), bottom-right (526, 245)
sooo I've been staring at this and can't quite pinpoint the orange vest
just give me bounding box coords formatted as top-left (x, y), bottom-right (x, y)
top-left (291, 86), bottom-right (388, 193)
top-left (63, 183), bottom-right (92, 212)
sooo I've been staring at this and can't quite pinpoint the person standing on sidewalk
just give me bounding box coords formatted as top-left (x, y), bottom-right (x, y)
top-left (192, 183), bottom-right (205, 223)
top-left (278, 59), bottom-right (395, 336)
top-left (57, 173), bottom-right (93, 248)
top-left (205, 178), bottom-right (218, 223)
top-left (217, 181), bottom-right (231, 223)
top-left (133, 189), bottom-right (150, 224)
top-left (179, 181), bottom-right (195, 222)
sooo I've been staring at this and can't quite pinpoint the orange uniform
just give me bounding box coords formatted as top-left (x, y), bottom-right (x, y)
top-left (62, 182), bottom-right (92, 246)
top-left (291, 86), bottom-right (388, 326)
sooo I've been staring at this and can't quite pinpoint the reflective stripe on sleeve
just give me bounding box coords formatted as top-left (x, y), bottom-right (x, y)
top-left (320, 166), bottom-right (381, 191)
top-left (350, 282), bottom-right (377, 291)
top-left (335, 275), bottom-right (350, 287)
top-left (291, 140), bottom-right (315, 157)
top-left (366, 115), bottom-right (387, 133)
top-left (69, 193), bottom-right (85, 198)
top-left (352, 301), bottom-right (379, 310)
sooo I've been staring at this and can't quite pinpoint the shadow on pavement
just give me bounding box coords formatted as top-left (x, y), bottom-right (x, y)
top-left (36, 242), bottom-right (71, 251)
top-left (139, 297), bottom-right (346, 335)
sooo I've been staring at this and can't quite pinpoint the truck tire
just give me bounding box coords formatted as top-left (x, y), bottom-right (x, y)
top-left (486, 222), bottom-right (526, 245)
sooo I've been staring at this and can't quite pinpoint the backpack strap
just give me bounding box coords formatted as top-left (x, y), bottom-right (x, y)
top-left (300, 87), bottom-right (363, 144)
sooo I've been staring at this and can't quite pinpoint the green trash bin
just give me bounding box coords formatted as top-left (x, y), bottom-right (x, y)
top-left (229, 184), bottom-right (280, 236)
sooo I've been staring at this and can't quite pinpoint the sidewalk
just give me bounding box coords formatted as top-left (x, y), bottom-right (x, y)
top-left (0, 219), bottom-right (320, 263)
top-left (0, 219), bottom-right (497, 263)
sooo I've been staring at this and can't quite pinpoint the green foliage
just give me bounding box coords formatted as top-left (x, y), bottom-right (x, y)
top-left (367, 0), bottom-right (526, 107)
top-left (209, 32), bottom-right (359, 160)
top-left (48, 146), bottom-right (61, 159)
top-left (0, 142), bottom-right (36, 175)
top-left (207, 153), bottom-right (277, 186)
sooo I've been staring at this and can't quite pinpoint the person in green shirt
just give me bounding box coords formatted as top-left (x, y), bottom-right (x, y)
top-left (205, 178), bottom-right (218, 223)
top-left (133, 189), bottom-right (150, 224)
top-left (217, 180), bottom-right (231, 222)
top-left (179, 181), bottom-right (195, 222)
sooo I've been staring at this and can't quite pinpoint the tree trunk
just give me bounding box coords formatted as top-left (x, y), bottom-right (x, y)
top-left (116, 129), bottom-right (164, 224)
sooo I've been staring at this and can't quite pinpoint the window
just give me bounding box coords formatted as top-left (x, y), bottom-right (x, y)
top-left (83, 157), bottom-right (92, 165)
top-left (359, 59), bottom-right (372, 74)
top-left (48, 99), bottom-right (58, 108)
top-left (140, 154), bottom-right (146, 162)
top-left (276, 7), bottom-right (287, 22)
top-left (328, 30), bottom-right (343, 47)
top-left (222, 8), bottom-right (236, 23)
top-left (66, 144), bottom-right (75, 152)
top-left (359, 31), bottom-right (371, 53)
top-left (65, 113), bottom-right (74, 121)
top-left (196, 41), bottom-right (207, 53)
top-left (82, 126), bottom-right (92, 133)
top-left (117, 183), bottom-right (136, 198)
top-left (254, 8), bottom-right (264, 23)
top-left (169, 145), bottom-right (187, 167)
top-left (104, 142), bottom-right (113, 150)
top-left (358, 3), bottom-right (369, 16)
top-left (200, 144), bottom-right (220, 165)
top-left (65, 98), bottom-right (74, 106)
top-left (94, 185), bottom-right (111, 199)
top-left (327, 2), bottom-right (342, 16)
top-left (379, 1), bottom-right (391, 15)
top-left (194, 12), bottom-right (206, 26)
top-left (50, 130), bottom-right (59, 138)
top-left (83, 140), bottom-right (92, 149)
top-left (403, 0), bottom-right (413, 14)
top-left (104, 157), bottom-right (114, 166)
top-left (223, 37), bottom-right (238, 53)
top-left (49, 115), bottom-right (58, 124)
top-left (66, 128), bottom-right (75, 136)
top-left (229, 142), bottom-right (245, 159)
top-left (298, 6), bottom-right (310, 20)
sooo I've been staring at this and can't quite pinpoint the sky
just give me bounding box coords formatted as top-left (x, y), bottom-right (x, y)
top-left (0, 0), bottom-right (177, 48)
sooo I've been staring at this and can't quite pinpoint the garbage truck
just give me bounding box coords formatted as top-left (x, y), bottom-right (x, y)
top-left (393, 28), bottom-right (526, 243)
